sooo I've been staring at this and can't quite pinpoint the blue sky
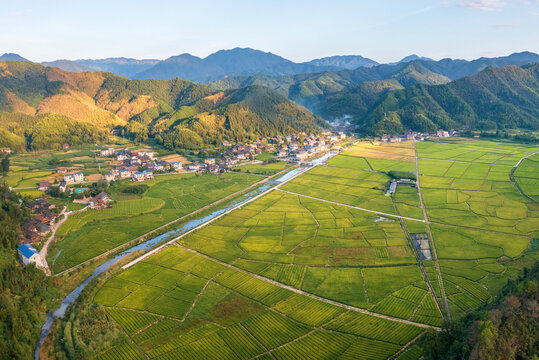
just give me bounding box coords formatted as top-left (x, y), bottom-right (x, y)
top-left (1, 0), bottom-right (538, 63)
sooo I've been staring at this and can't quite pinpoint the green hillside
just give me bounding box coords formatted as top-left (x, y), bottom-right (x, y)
top-left (0, 61), bottom-right (321, 150)
top-left (360, 64), bottom-right (539, 134)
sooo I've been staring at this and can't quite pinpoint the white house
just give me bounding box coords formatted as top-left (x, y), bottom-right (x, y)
top-left (64, 174), bottom-right (75, 184)
top-left (73, 172), bottom-right (85, 183)
top-left (171, 161), bottom-right (182, 170)
top-left (17, 244), bottom-right (44, 269)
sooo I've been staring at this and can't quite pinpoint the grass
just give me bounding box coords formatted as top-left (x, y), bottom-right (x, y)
top-left (234, 161), bottom-right (290, 175)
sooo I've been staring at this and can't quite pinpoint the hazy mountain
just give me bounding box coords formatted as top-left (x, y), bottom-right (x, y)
top-left (360, 64), bottom-right (539, 134)
top-left (134, 48), bottom-right (342, 82)
top-left (0, 53), bottom-right (30, 62)
top-left (0, 61), bottom-right (320, 150)
top-left (389, 54), bottom-right (434, 65)
top-left (304, 55), bottom-right (379, 69)
top-left (75, 58), bottom-right (160, 78)
top-left (40, 60), bottom-right (95, 73)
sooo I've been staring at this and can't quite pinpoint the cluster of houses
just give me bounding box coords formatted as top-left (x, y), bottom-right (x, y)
top-left (374, 129), bottom-right (460, 143)
top-left (99, 148), bottom-right (182, 183)
top-left (274, 132), bottom-right (345, 162)
top-left (20, 199), bottom-right (58, 243)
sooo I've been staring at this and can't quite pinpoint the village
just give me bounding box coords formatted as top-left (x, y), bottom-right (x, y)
top-left (33, 131), bottom-right (347, 194)
top-left (11, 131), bottom-right (348, 270)
top-left (373, 129), bottom-right (460, 143)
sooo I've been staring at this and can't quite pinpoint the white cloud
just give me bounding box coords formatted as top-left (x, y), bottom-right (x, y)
top-left (459, 0), bottom-right (508, 11)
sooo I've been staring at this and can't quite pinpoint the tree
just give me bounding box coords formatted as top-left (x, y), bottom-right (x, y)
top-left (1, 155), bottom-right (9, 173)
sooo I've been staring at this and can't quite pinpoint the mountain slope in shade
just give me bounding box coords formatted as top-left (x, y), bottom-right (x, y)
top-left (360, 64), bottom-right (539, 134)
top-left (0, 61), bottom-right (321, 150)
top-left (0, 53), bottom-right (30, 62)
top-left (304, 55), bottom-right (379, 69)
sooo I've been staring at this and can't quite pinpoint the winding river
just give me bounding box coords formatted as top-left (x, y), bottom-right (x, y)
top-left (34, 152), bottom-right (336, 359)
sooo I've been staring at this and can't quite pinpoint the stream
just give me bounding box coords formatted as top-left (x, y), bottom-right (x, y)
top-left (34, 153), bottom-right (336, 359)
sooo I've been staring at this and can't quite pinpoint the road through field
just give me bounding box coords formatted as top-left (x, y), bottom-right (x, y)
top-left (509, 151), bottom-right (538, 203)
top-left (414, 140), bottom-right (451, 319)
top-left (172, 243), bottom-right (439, 330)
top-left (275, 189), bottom-right (425, 222)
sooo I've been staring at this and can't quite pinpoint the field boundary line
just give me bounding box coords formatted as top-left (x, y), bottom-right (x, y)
top-left (509, 151), bottom-right (538, 203)
top-left (54, 168), bottom-right (295, 276)
top-left (174, 243), bottom-right (440, 330)
top-left (388, 332), bottom-right (423, 360)
top-left (414, 140), bottom-right (451, 319)
top-left (276, 189), bottom-right (425, 222)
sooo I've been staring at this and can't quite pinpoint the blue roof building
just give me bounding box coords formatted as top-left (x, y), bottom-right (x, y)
top-left (17, 244), bottom-right (44, 268)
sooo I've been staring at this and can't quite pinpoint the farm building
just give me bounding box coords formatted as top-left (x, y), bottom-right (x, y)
top-left (89, 192), bottom-right (113, 209)
top-left (38, 182), bottom-right (51, 191)
top-left (17, 244), bottom-right (45, 269)
top-left (57, 167), bottom-right (67, 174)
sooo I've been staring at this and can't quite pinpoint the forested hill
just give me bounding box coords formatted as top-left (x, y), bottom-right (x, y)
top-left (421, 260), bottom-right (538, 360)
top-left (356, 64), bottom-right (539, 135)
top-left (209, 52), bottom-right (539, 109)
top-left (0, 61), bottom-right (321, 150)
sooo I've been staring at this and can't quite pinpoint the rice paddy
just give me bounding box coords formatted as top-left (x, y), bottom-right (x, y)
top-left (86, 138), bottom-right (537, 359)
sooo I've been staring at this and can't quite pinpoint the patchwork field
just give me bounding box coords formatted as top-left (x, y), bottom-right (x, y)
top-left (87, 138), bottom-right (538, 359)
top-left (94, 246), bottom-right (425, 360)
top-left (49, 173), bottom-right (260, 273)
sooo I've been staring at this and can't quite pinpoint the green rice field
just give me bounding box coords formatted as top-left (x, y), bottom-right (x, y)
top-left (74, 139), bottom-right (539, 358)
top-left (49, 173), bottom-right (260, 273)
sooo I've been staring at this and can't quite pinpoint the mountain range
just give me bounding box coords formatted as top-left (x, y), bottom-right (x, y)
top-left (0, 61), bottom-right (320, 150)
top-left (0, 48), bottom-right (537, 147)
top-left (209, 51), bottom-right (539, 109)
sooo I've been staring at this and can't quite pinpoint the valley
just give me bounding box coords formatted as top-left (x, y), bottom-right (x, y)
top-left (21, 137), bottom-right (535, 359)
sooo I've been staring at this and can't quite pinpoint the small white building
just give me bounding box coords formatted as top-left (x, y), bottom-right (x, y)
top-left (99, 148), bottom-right (115, 156)
top-left (73, 172), bottom-right (85, 183)
top-left (17, 244), bottom-right (45, 269)
top-left (64, 174), bottom-right (75, 184)
top-left (171, 161), bottom-right (182, 170)
top-left (138, 150), bottom-right (155, 160)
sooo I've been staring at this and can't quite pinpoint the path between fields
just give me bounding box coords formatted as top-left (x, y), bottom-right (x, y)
top-left (509, 151), bottom-right (538, 203)
top-left (275, 189), bottom-right (425, 222)
top-left (172, 243), bottom-right (439, 331)
top-left (54, 164), bottom-right (301, 277)
top-left (414, 140), bottom-right (451, 319)
top-left (39, 206), bottom-right (74, 276)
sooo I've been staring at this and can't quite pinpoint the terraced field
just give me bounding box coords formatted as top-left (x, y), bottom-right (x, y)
top-left (94, 247), bottom-right (425, 360)
top-left (90, 139), bottom-right (538, 359)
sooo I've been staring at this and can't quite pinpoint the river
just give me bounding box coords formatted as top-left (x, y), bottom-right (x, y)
top-left (34, 152), bottom-right (337, 359)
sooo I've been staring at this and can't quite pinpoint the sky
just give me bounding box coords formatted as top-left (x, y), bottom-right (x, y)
top-left (1, 0), bottom-right (538, 63)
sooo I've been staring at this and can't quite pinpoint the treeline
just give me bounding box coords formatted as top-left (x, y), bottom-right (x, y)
top-left (421, 260), bottom-right (538, 359)
top-left (0, 184), bottom-right (60, 359)
top-left (51, 287), bottom-right (124, 359)
top-left (0, 112), bottom-right (108, 151)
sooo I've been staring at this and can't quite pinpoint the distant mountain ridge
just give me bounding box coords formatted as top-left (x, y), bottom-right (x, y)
top-left (133, 48), bottom-right (347, 82)
top-left (209, 51), bottom-right (539, 110)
